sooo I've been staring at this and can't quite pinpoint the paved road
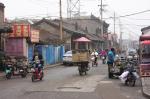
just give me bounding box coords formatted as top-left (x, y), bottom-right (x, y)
top-left (0, 60), bottom-right (148, 99)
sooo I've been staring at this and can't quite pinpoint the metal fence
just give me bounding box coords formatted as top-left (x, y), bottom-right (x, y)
top-left (28, 45), bottom-right (64, 65)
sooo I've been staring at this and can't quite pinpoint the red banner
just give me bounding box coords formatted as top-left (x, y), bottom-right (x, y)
top-left (9, 24), bottom-right (30, 37)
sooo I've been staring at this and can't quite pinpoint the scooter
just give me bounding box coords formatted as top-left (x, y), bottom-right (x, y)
top-left (31, 63), bottom-right (44, 82)
top-left (91, 56), bottom-right (98, 67)
top-left (5, 64), bottom-right (13, 79)
top-left (102, 56), bottom-right (106, 64)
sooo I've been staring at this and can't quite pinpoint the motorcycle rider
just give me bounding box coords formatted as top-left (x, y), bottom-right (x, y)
top-left (100, 49), bottom-right (107, 64)
top-left (91, 49), bottom-right (98, 65)
top-left (32, 52), bottom-right (44, 73)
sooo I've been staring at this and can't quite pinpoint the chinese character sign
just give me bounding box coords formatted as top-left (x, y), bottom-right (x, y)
top-left (9, 24), bottom-right (30, 37)
top-left (31, 29), bottom-right (39, 43)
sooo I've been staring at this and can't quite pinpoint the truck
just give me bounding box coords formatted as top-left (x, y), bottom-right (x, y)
top-left (139, 33), bottom-right (150, 77)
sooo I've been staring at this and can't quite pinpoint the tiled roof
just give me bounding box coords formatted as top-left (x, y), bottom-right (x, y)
top-left (52, 19), bottom-right (85, 34)
top-left (141, 26), bottom-right (150, 32)
top-left (86, 33), bottom-right (101, 41)
top-left (33, 18), bottom-right (85, 35)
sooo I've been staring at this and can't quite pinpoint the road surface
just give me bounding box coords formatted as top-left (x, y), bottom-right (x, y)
top-left (0, 60), bottom-right (147, 99)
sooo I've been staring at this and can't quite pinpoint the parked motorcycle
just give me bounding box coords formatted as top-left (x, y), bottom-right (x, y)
top-left (5, 63), bottom-right (13, 79)
top-left (31, 62), bottom-right (44, 82)
top-left (119, 61), bottom-right (139, 87)
top-left (5, 63), bottom-right (27, 79)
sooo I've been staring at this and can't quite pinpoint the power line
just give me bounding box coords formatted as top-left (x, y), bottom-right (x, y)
top-left (104, 9), bottom-right (150, 19)
top-left (123, 17), bottom-right (150, 20)
top-left (123, 25), bottom-right (141, 37)
top-left (120, 10), bottom-right (150, 17)
top-left (115, 23), bottom-right (149, 27)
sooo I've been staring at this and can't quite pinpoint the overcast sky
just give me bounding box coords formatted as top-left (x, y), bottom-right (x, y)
top-left (1, 0), bottom-right (150, 40)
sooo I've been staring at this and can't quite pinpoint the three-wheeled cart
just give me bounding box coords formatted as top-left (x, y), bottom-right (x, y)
top-left (72, 37), bottom-right (91, 76)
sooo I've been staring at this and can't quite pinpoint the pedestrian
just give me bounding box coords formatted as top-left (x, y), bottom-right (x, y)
top-left (107, 48), bottom-right (115, 78)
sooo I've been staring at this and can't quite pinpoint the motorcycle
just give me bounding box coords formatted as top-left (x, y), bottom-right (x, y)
top-left (16, 60), bottom-right (28, 78)
top-left (78, 62), bottom-right (90, 76)
top-left (91, 56), bottom-right (98, 67)
top-left (5, 63), bottom-right (13, 79)
top-left (5, 63), bottom-right (27, 79)
top-left (119, 61), bottom-right (139, 86)
top-left (102, 56), bottom-right (106, 64)
top-left (31, 62), bottom-right (44, 82)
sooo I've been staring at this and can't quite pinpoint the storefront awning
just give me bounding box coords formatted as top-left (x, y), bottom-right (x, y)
top-left (141, 40), bottom-right (150, 45)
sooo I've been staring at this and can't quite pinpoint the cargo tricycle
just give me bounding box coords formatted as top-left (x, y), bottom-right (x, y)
top-left (72, 49), bottom-right (90, 75)
top-left (73, 37), bottom-right (91, 76)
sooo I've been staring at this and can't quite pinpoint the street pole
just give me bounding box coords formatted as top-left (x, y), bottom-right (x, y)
top-left (60, 0), bottom-right (63, 40)
top-left (114, 12), bottom-right (116, 34)
top-left (113, 12), bottom-right (116, 47)
top-left (100, 0), bottom-right (103, 50)
top-left (119, 18), bottom-right (122, 52)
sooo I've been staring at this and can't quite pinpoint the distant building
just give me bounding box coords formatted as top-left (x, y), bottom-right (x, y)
top-left (122, 39), bottom-right (138, 52)
top-left (63, 15), bottom-right (109, 49)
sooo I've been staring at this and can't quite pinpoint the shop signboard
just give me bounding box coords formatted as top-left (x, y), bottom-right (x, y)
top-left (31, 29), bottom-right (39, 42)
top-left (9, 24), bottom-right (30, 37)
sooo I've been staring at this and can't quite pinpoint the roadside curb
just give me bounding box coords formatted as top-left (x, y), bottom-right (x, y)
top-left (0, 72), bottom-right (5, 78)
top-left (44, 63), bottom-right (62, 69)
top-left (0, 63), bottom-right (62, 78)
top-left (141, 78), bottom-right (150, 98)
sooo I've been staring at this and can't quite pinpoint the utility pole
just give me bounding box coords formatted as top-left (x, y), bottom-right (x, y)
top-left (98, 0), bottom-right (108, 49)
top-left (60, 0), bottom-right (63, 40)
top-left (100, 0), bottom-right (103, 50)
top-left (113, 12), bottom-right (116, 47)
top-left (100, 0), bottom-right (103, 37)
top-left (119, 18), bottom-right (123, 51)
top-left (114, 12), bottom-right (116, 34)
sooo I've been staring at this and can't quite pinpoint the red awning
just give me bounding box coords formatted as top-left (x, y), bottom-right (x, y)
top-left (140, 35), bottom-right (150, 41)
top-left (141, 40), bottom-right (150, 45)
top-left (74, 37), bottom-right (91, 42)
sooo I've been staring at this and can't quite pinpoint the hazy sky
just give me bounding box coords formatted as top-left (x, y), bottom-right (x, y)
top-left (1, 0), bottom-right (150, 40)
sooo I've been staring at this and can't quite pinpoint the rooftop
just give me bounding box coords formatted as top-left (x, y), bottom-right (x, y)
top-left (0, 2), bottom-right (5, 8)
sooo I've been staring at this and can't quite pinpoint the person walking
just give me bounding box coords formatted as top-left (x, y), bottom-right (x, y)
top-left (107, 48), bottom-right (115, 78)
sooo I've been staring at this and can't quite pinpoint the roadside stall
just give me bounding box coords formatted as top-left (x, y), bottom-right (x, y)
top-left (72, 37), bottom-right (91, 76)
